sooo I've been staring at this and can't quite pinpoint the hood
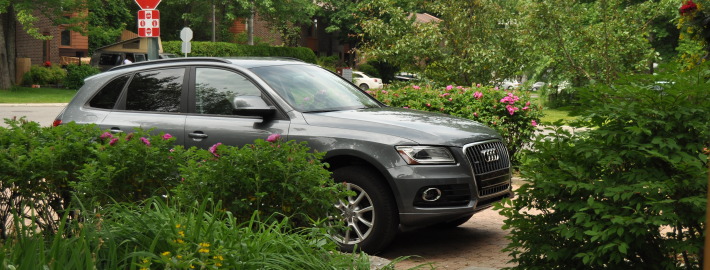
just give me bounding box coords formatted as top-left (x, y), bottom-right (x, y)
top-left (301, 107), bottom-right (501, 147)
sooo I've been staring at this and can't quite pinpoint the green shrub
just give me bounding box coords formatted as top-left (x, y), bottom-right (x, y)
top-left (357, 63), bottom-right (380, 78)
top-left (21, 65), bottom-right (67, 86)
top-left (162, 41), bottom-right (316, 63)
top-left (498, 66), bottom-right (710, 269)
top-left (63, 64), bottom-right (100, 90)
top-left (73, 129), bottom-right (181, 206)
top-left (369, 84), bottom-right (542, 164)
top-left (175, 136), bottom-right (344, 225)
top-left (0, 119), bottom-right (102, 238)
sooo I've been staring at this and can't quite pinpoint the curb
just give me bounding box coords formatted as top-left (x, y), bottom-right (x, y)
top-left (0, 103), bottom-right (68, 107)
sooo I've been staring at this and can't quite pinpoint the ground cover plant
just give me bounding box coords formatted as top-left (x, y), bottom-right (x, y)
top-left (369, 84), bottom-right (542, 164)
top-left (498, 64), bottom-right (710, 269)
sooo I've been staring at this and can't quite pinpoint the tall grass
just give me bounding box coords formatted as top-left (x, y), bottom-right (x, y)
top-left (1, 198), bottom-right (380, 270)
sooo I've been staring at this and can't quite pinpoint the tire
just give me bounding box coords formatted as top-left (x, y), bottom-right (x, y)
top-left (431, 214), bottom-right (473, 229)
top-left (331, 166), bottom-right (398, 254)
top-left (359, 83), bottom-right (370, 90)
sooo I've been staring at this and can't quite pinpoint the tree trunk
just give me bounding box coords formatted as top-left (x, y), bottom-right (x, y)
top-left (248, 1), bottom-right (254, 45)
top-left (0, 11), bottom-right (14, 90)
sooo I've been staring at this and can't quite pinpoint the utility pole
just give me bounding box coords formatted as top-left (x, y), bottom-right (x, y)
top-left (248, 0), bottom-right (254, 45)
top-left (211, 0), bottom-right (216, 42)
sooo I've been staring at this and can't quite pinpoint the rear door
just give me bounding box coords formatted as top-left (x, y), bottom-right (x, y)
top-left (184, 67), bottom-right (289, 149)
top-left (98, 67), bottom-right (188, 144)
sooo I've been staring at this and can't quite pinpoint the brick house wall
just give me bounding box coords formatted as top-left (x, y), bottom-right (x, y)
top-left (14, 10), bottom-right (88, 66)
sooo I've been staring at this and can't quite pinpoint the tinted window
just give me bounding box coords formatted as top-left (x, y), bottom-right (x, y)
top-left (126, 68), bottom-right (184, 112)
top-left (89, 75), bottom-right (129, 109)
top-left (98, 54), bottom-right (121, 65)
top-left (195, 68), bottom-right (262, 115)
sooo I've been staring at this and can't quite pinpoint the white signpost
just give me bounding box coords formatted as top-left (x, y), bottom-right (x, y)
top-left (180, 27), bottom-right (193, 57)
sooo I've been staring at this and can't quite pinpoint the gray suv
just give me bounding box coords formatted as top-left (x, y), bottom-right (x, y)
top-left (55, 57), bottom-right (514, 254)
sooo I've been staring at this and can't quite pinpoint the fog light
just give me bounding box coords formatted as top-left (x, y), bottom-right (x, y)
top-left (422, 188), bottom-right (442, 202)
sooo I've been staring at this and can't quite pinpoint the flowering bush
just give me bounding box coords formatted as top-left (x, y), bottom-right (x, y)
top-left (677, 0), bottom-right (710, 70)
top-left (73, 129), bottom-right (182, 206)
top-left (367, 84), bottom-right (542, 163)
top-left (174, 136), bottom-right (345, 226)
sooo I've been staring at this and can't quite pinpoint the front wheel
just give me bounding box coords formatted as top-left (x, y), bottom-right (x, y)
top-left (359, 83), bottom-right (370, 90)
top-left (331, 166), bottom-right (398, 254)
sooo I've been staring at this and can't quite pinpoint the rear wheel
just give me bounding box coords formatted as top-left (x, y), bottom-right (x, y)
top-left (331, 166), bottom-right (398, 254)
top-left (359, 83), bottom-right (370, 90)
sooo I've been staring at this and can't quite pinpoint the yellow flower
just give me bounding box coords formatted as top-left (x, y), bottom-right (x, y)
top-left (198, 248), bottom-right (210, 253)
top-left (140, 268), bottom-right (149, 270)
top-left (215, 263), bottom-right (223, 267)
top-left (178, 231), bottom-right (185, 237)
top-left (175, 224), bottom-right (182, 229)
top-left (190, 265), bottom-right (195, 269)
top-left (177, 255), bottom-right (183, 259)
top-left (175, 238), bottom-right (184, 244)
top-left (213, 255), bottom-right (224, 261)
top-left (161, 251), bottom-right (171, 257)
top-left (199, 242), bottom-right (210, 248)
top-left (141, 258), bottom-right (150, 264)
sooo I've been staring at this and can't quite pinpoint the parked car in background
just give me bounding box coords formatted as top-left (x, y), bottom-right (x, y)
top-left (55, 57), bottom-right (514, 254)
top-left (90, 52), bottom-right (178, 71)
top-left (352, 71), bottom-right (383, 90)
top-left (530, 82), bottom-right (545, 91)
top-left (499, 79), bottom-right (520, 89)
top-left (393, 72), bottom-right (421, 82)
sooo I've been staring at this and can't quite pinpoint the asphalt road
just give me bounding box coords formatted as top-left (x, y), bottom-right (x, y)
top-left (0, 103), bottom-right (67, 127)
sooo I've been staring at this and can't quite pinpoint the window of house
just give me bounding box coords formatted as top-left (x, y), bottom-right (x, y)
top-left (125, 68), bottom-right (185, 112)
top-left (61, 29), bottom-right (71, 46)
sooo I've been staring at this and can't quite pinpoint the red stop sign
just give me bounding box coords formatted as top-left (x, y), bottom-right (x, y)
top-left (134, 0), bottom-right (161, 9)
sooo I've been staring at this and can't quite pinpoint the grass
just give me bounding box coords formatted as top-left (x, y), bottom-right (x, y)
top-left (540, 108), bottom-right (578, 124)
top-left (0, 86), bottom-right (77, 103)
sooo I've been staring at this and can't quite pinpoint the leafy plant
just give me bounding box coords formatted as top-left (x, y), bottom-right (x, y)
top-left (21, 65), bottom-right (67, 86)
top-left (73, 129), bottom-right (182, 206)
top-left (368, 84), bottom-right (542, 164)
top-left (63, 64), bottom-right (101, 90)
top-left (174, 136), bottom-right (345, 226)
top-left (498, 65), bottom-right (710, 269)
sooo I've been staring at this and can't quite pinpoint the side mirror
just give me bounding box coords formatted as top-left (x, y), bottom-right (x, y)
top-left (233, 96), bottom-right (276, 117)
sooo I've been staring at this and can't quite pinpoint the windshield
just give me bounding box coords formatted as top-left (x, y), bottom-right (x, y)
top-left (250, 64), bottom-right (382, 112)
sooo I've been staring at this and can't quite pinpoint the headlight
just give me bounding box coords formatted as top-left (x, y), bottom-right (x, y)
top-left (396, 146), bottom-right (455, 165)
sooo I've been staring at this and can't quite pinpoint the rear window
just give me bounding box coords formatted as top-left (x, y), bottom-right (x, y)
top-left (89, 75), bottom-right (129, 109)
top-left (98, 54), bottom-right (121, 66)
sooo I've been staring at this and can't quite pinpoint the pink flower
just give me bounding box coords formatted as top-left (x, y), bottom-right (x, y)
top-left (525, 101), bottom-right (531, 107)
top-left (125, 133), bottom-right (134, 141)
top-left (446, 85), bottom-right (453, 91)
top-left (381, 90), bottom-right (388, 94)
top-left (522, 106), bottom-right (529, 110)
top-left (500, 93), bottom-right (520, 105)
top-left (506, 105), bottom-right (519, 115)
top-left (440, 93), bottom-right (451, 97)
top-left (473, 91), bottom-right (483, 99)
top-left (412, 85), bottom-right (420, 90)
top-left (209, 143), bottom-right (223, 157)
top-left (403, 106), bottom-right (410, 109)
top-left (457, 86), bottom-right (463, 89)
top-left (100, 132), bottom-right (113, 140)
top-left (109, 138), bottom-right (119, 146)
top-left (140, 137), bottom-right (151, 146)
top-left (448, 98), bottom-right (453, 101)
top-left (162, 133), bottom-right (173, 140)
top-left (531, 120), bottom-right (538, 127)
top-left (366, 90), bottom-right (373, 95)
top-left (473, 112), bottom-right (478, 117)
top-left (426, 103), bottom-right (431, 107)
top-left (476, 83), bottom-right (482, 87)
top-left (266, 134), bottom-right (281, 142)
top-left (494, 87), bottom-right (499, 90)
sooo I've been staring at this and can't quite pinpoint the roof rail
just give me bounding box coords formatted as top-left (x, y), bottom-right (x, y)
top-left (108, 57), bottom-right (231, 72)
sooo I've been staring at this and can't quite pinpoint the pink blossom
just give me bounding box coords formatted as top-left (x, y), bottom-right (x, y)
top-left (266, 134), bottom-right (281, 142)
top-left (109, 138), bottom-right (119, 146)
top-left (494, 87), bottom-right (499, 90)
top-left (100, 132), bottom-right (113, 140)
top-left (500, 93), bottom-right (520, 105)
top-left (456, 86), bottom-right (463, 90)
top-left (162, 133), bottom-right (173, 140)
top-left (209, 143), bottom-right (223, 157)
top-left (531, 120), bottom-right (538, 127)
top-left (440, 93), bottom-right (451, 97)
top-left (381, 90), bottom-right (388, 94)
top-left (403, 106), bottom-right (410, 109)
top-left (522, 106), bottom-right (529, 110)
top-left (473, 91), bottom-right (483, 99)
top-left (366, 90), bottom-right (373, 95)
top-left (412, 85), bottom-right (420, 90)
top-left (448, 98), bottom-right (453, 101)
top-left (525, 101), bottom-right (530, 107)
top-left (125, 133), bottom-right (134, 141)
top-left (426, 103), bottom-right (431, 107)
top-left (473, 112), bottom-right (478, 117)
top-left (446, 85), bottom-right (453, 91)
top-left (140, 137), bottom-right (151, 146)
top-left (506, 105), bottom-right (519, 115)
top-left (476, 84), bottom-right (482, 87)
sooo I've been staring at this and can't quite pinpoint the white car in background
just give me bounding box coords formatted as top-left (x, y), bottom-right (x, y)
top-left (352, 71), bottom-right (383, 90)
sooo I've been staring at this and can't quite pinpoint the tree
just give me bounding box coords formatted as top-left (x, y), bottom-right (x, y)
top-left (236, 0), bottom-right (319, 47)
top-left (358, 0), bottom-right (526, 86)
top-left (0, 0), bottom-right (84, 90)
top-left (87, 0), bottom-right (133, 53)
top-left (517, 0), bottom-right (677, 86)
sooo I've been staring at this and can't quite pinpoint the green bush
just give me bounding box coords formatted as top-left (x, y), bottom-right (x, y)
top-left (0, 119), bottom-right (102, 238)
top-left (175, 136), bottom-right (344, 225)
top-left (63, 64), bottom-right (101, 90)
top-left (73, 129), bottom-right (182, 206)
top-left (498, 66), bottom-right (710, 269)
top-left (368, 84), bottom-right (543, 164)
top-left (357, 63), bottom-right (380, 78)
top-left (162, 41), bottom-right (317, 63)
top-left (21, 65), bottom-right (67, 86)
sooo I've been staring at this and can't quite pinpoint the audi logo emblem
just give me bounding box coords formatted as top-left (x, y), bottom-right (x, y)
top-left (480, 148), bottom-right (500, 162)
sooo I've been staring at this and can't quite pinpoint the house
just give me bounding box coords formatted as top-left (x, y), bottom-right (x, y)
top-left (14, 10), bottom-right (89, 67)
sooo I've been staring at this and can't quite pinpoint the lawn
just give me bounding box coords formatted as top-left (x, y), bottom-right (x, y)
top-left (0, 86), bottom-right (77, 103)
top-left (540, 108), bottom-right (578, 124)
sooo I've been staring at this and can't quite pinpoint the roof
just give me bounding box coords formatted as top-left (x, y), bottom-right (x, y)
top-left (413, 13), bottom-right (442, 24)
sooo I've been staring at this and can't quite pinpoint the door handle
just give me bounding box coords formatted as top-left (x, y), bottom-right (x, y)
top-left (188, 132), bottom-right (209, 139)
top-left (109, 128), bottom-right (123, 134)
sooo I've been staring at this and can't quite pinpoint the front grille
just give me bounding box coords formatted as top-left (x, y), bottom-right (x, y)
top-left (464, 140), bottom-right (511, 197)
